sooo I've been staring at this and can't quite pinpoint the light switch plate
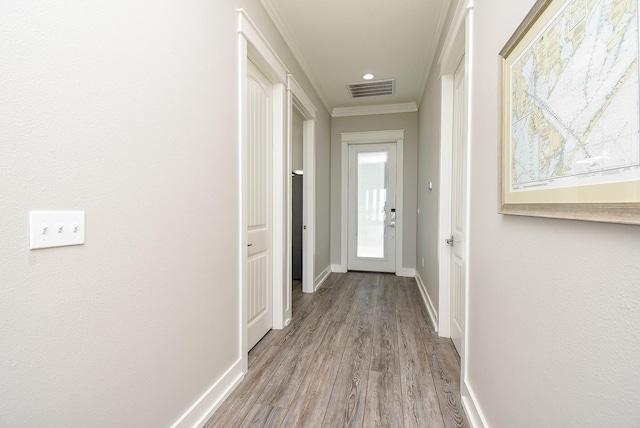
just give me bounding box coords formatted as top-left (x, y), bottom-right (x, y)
top-left (30, 211), bottom-right (85, 249)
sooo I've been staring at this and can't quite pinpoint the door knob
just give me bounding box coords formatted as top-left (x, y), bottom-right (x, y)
top-left (445, 235), bottom-right (454, 246)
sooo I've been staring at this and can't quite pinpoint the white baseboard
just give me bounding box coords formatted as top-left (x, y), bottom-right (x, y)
top-left (462, 378), bottom-right (489, 428)
top-left (396, 268), bottom-right (416, 277)
top-left (415, 271), bottom-right (439, 333)
top-left (171, 359), bottom-right (244, 428)
top-left (314, 265), bottom-right (332, 290)
top-left (331, 264), bottom-right (347, 273)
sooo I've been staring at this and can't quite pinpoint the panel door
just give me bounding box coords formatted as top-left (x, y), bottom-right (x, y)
top-left (247, 61), bottom-right (273, 350)
top-left (450, 57), bottom-right (467, 354)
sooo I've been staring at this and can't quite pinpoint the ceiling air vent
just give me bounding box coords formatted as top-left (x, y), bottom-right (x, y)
top-left (347, 79), bottom-right (395, 98)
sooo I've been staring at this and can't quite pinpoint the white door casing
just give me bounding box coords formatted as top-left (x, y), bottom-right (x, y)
top-left (239, 10), bottom-right (316, 365)
top-left (246, 61), bottom-right (273, 350)
top-left (239, 8), bottom-right (289, 365)
top-left (287, 74), bottom-right (317, 295)
top-left (437, 2), bottom-right (485, 426)
top-left (340, 130), bottom-right (405, 274)
top-left (450, 57), bottom-right (466, 354)
top-left (347, 143), bottom-right (397, 273)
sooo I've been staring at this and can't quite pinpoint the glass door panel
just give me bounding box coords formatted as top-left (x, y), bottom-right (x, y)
top-left (356, 151), bottom-right (388, 259)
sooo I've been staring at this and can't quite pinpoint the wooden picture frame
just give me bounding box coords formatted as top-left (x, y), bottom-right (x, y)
top-left (499, 0), bottom-right (640, 225)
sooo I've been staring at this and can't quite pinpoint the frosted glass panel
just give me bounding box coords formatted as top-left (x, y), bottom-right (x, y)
top-left (357, 151), bottom-right (387, 258)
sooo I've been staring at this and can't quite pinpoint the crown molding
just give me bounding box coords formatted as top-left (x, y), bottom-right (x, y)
top-left (331, 102), bottom-right (418, 118)
top-left (416, 0), bottom-right (454, 106)
top-left (260, 0), bottom-right (332, 112)
top-left (438, 0), bottom-right (472, 73)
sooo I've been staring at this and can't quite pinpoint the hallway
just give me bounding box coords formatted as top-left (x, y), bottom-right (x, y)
top-left (206, 272), bottom-right (468, 427)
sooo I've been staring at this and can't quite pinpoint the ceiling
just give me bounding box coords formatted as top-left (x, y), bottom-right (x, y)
top-left (261, 0), bottom-right (451, 115)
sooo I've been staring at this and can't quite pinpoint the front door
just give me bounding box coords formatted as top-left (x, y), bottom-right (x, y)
top-left (347, 143), bottom-right (396, 273)
top-left (449, 57), bottom-right (467, 354)
top-left (247, 61), bottom-right (273, 350)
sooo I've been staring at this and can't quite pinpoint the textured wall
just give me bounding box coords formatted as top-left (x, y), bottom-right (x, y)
top-left (330, 112), bottom-right (419, 271)
top-left (466, 1), bottom-right (640, 426)
top-left (0, 1), bottom-right (239, 426)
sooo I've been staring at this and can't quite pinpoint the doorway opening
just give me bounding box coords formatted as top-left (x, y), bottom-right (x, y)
top-left (288, 75), bottom-right (317, 299)
top-left (291, 108), bottom-right (304, 297)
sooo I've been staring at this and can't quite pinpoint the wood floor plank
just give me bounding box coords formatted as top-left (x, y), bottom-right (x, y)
top-left (280, 319), bottom-right (352, 427)
top-left (364, 370), bottom-right (404, 428)
top-left (237, 404), bottom-right (287, 428)
top-left (280, 274), bottom-right (361, 427)
top-left (370, 273), bottom-right (401, 375)
top-left (429, 339), bottom-right (468, 428)
top-left (205, 273), bottom-right (469, 428)
top-left (248, 281), bottom-right (306, 368)
top-left (254, 275), bottom-right (352, 409)
top-left (406, 278), bottom-right (469, 428)
top-left (248, 329), bottom-right (279, 368)
top-left (318, 272), bottom-right (339, 289)
top-left (268, 275), bottom-right (346, 351)
top-left (395, 278), bottom-right (445, 428)
top-left (257, 299), bottom-right (334, 407)
top-left (203, 345), bottom-right (289, 428)
top-left (321, 279), bottom-right (378, 428)
top-left (331, 274), bottom-right (361, 324)
top-left (273, 274), bottom-right (351, 349)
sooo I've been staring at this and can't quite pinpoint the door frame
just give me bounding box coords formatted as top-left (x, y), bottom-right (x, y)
top-left (437, 1), bottom-right (486, 426)
top-left (238, 9), bottom-right (288, 368)
top-left (287, 74), bottom-right (317, 296)
top-left (340, 130), bottom-right (405, 274)
top-left (346, 142), bottom-right (397, 273)
top-left (437, 0), bottom-right (469, 341)
top-left (238, 8), bottom-right (318, 363)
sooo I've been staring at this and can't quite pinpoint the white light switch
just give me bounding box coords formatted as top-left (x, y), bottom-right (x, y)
top-left (30, 211), bottom-right (85, 249)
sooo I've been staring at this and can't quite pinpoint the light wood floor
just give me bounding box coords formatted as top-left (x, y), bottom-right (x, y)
top-left (205, 272), bottom-right (469, 428)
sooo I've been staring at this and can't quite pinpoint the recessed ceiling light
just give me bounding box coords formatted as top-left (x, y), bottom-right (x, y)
top-left (362, 73), bottom-right (375, 80)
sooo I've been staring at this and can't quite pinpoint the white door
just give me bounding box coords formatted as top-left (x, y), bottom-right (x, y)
top-left (347, 143), bottom-right (396, 273)
top-left (247, 61), bottom-right (273, 350)
top-left (449, 58), bottom-right (467, 354)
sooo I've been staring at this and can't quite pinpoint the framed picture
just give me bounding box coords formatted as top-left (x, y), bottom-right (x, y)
top-left (499, 0), bottom-right (640, 225)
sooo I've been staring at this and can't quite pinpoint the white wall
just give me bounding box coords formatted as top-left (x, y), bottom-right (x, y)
top-left (416, 0), bottom-right (456, 328)
top-left (465, 1), bottom-right (640, 426)
top-left (0, 1), bottom-right (332, 426)
top-left (416, 71), bottom-right (445, 311)
top-left (0, 1), bottom-right (239, 426)
top-left (330, 113), bottom-right (419, 271)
